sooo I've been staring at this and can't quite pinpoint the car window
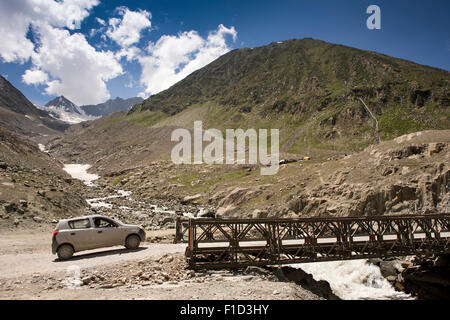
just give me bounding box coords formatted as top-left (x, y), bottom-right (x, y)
top-left (94, 218), bottom-right (117, 228)
top-left (68, 219), bottom-right (91, 229)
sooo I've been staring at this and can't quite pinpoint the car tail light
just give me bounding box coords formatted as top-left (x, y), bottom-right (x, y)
top-left (52, 229), bottom-right (59, 240)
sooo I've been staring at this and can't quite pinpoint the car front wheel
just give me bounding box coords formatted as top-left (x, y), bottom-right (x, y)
top-left (125, 234), bottom-right (141, 250)
top-left (57, 244), bottom-right (74, 260)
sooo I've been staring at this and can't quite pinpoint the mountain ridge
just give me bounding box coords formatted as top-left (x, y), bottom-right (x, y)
top-left (38, 96), bottom-right (95, 124)
top-left (81, 96), bottom-right (143, 117)
top-left (129, 38), bottom-right (449, 152)
top-left (45, 96), bottom-right (84, 115)
top-left (0, 76), bottom-right (68, 136)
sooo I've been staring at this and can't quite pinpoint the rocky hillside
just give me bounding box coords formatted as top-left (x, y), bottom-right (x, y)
top-left (131, 38), bottom-right (449, 152)
top-left (81, 97), bottom-right (143, 117)
top-left (281, 131), bottom-right (449, 217)
top-left (48, 38), bottom-right (449, 173)
top-left (0, 76), bottom-right (68, 136)
top-left (63, 130), bottom-right (448, 219)
top-left (45, 38), bottom-right (449, 219)
top-left (0, 127), bottom-right (87, 229)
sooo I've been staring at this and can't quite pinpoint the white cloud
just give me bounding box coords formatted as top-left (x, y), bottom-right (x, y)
top-left (106, 7), bottom-right (151, 48)
top-left (0, 0), bottom-right (98, 63)
top-left (0, 0), bottom-right (125, 105)
top-left (22, 69), bottom-right (49, 85)
top-left (138, 92), bottom-right (149, 99)
top-left (0, 2), bottom-right (238, 105)
top-left (30, 24), bottom-right (123, 105)
top-left (139, 24), bottom-right (237, 96)
top-left (115, 46), bottom-right (142, 62)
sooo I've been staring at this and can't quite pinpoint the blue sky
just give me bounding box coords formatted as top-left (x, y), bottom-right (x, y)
top-left (0, 0), bottom-right (449, 106)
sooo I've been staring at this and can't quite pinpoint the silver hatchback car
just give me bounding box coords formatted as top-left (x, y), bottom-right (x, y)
top-left (52, 215), bottom-right (146, 260)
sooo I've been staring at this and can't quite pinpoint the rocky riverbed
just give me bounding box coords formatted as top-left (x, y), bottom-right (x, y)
top-left (369, 254), bottom-right (450, 300)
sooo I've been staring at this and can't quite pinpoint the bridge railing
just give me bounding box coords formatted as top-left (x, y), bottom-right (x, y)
top-left (184, 214), bottom-right (450, 269)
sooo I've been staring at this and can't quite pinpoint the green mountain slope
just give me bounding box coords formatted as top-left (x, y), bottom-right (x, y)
top-left (131, 38), bottom-right (449, 152)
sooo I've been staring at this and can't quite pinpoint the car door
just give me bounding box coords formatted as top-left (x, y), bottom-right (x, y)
top-left (65, 218), bottom-right (98, 251)
top-left (93, 217), bottom-right (123, 247)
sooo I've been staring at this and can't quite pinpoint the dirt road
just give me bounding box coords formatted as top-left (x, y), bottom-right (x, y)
top-left (0, 230), bottom-right (185, 278)
top-left (0, 230), bottom-right (322, 300)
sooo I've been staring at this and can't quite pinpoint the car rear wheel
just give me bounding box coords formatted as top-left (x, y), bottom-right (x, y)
top-left (57, 244), bottom-right (74, 260)
top-left (125, 234), bottom-right (141, 250)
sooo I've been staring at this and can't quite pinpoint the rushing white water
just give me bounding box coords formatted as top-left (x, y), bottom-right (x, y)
top-left (86, 189), bottom-right (132, 208)
top-left (87, 201), bottom-right (113, 209)
top-left (117, 190), bottom-right (132, 197)
top-left (63, 164), bottom-right (99, 186)
top-left (291, 260), bottom-right (413, 300)
top-left (149, 204), bottom-right (176, 215)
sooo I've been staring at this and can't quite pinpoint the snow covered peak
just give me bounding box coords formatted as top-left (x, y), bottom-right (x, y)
top-left (45, 96), bottom-right (83, 115)
top-left (38, 96), bottom-right (98, 124)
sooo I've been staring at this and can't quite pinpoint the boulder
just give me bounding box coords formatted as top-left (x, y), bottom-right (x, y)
top-left (278, 266), bottom-right (340, 300)
top-left (252, 209), bottom-right (268, 219)
top-left (181, 194), bottom-right (202, 204)
top-left (197, 208), bottom-right (215, 218)
top-left (386, 276), bottom-right (396, 282)
top-left (215, 205), bottom-right (237, 218)
top-left (368, 258), bottom-right (383, 266)
top-left (279, 159), bottom-right (297, 165)
top-left (33, 216), bottom-right (43, 223)
top-left (161, 217), bottom-right (175, 225)
top-left (213, 187), bottom-right (261, 207)
top-left (427, 143), bottom-right (444, 156)
top-left (400, 261), bottom-right (413, 269)
top-left (434, 254), bottom-right (450, 268)
top-left (243, 266), bottom-right (273, 278)
top-left (379, 261), bottom-right (398, 278)
top-left (3, 202), bottom-right (17, 213)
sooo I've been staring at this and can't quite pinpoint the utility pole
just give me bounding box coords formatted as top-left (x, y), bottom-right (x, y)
top-left (359, 98), bottom-right (381, 144)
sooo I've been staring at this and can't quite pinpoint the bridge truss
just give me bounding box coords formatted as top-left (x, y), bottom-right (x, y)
top-left (180, 214), bottom-right (450, 269)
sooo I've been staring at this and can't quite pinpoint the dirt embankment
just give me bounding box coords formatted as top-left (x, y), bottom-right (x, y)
top-left (0, 127), bottom-right (89, 230)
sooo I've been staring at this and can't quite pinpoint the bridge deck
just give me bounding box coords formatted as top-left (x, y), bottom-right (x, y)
top-left (179, 214), bottom-right (450, 269)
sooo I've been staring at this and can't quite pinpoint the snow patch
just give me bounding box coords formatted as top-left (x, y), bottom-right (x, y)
top-left (37, 104), bottom-right (99, 124)
top-left (63, 164), bottom-right (99, 186)
top-left (38, 144), bottom-right (49, 153)
top-left (88, 201), bottom-right (113, 209)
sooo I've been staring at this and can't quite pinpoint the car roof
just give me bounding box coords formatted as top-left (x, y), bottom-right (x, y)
top-left (60, 215), bottom-right (112, 222)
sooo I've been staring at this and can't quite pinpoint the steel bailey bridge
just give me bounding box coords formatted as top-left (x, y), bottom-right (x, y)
top-left (175, 214), bottom-right (450, 270)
